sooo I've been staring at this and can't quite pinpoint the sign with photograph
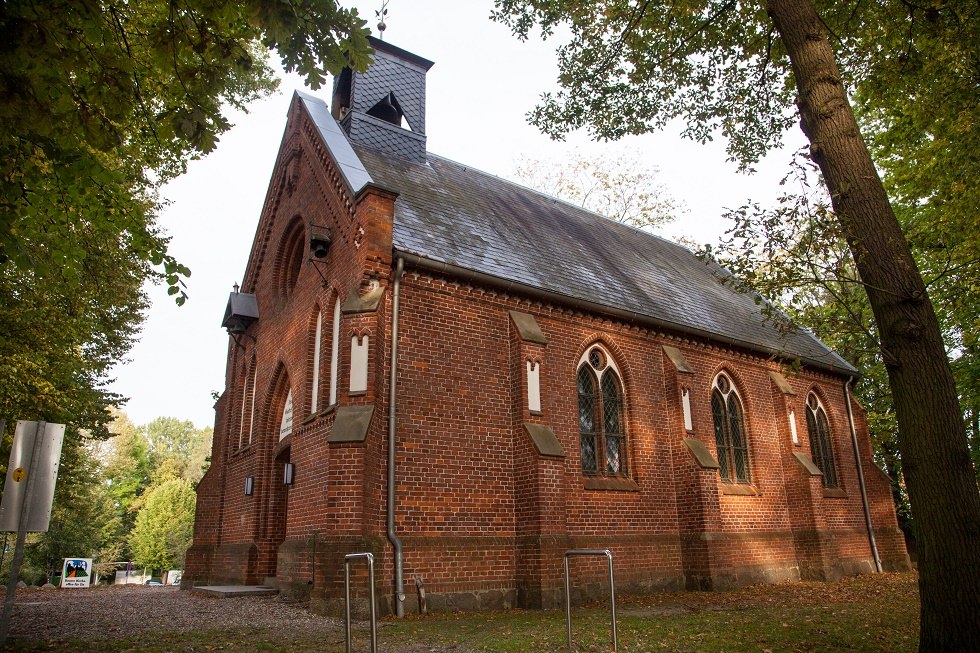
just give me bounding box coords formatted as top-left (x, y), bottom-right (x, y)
top-left (61, 558), bottom-right (92, 588)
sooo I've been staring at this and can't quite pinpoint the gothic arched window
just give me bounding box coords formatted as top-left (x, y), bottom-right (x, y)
top-left (577, 346), bottom-right (628, 476)
top-left (711, 372), bottom-right (751, 483)
top-left (806, 393), bottom-right (839, 488)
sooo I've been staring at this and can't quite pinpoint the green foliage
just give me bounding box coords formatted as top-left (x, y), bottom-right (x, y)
top-left (101, 414), bottom-right (157, 538)
top-left (847, 2), bottom-right (980, 477)
top-left (0, 0), bottom-right (369, 587)
top-left (0, 1), bottom-right (371, 456)
top-left (0, 5), bottom-right (371, 576)
top-left (0, 0), bottom-right (371, 285)
top-left (128, 477), bottom-right (196, 571)
top-left (23, 437), bottom-right (123, 582)
top-left (143, 417), bottom-right (213, 486)
top-left (7, 410), bottom-right (213, 582)
top-left (702, 155), bottom-right (912, 523)
top-left (512, 148), bottom-right (683, 231)
top-left (493, 0), bottom-right (797, 167)
top-left (0, 212), bottom-right (147, 441)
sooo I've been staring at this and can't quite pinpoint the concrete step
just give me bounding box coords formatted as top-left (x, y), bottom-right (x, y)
top-left (192, 585), bottom-right (279, 598)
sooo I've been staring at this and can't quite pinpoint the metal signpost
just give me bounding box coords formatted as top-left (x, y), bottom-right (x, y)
top-left (0, 420), bottom-right (66, 645)
top-left (564, 549), bottom-right (618, 652)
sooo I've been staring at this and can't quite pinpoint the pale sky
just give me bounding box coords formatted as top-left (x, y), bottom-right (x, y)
top-left (109, 0), bottom-right (805, 429)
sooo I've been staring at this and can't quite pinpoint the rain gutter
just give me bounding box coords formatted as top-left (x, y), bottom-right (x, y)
top-left (387, 257), bottom-right (406, 616)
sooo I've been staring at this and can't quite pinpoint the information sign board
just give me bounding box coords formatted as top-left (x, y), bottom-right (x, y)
top-left (61, 558), bottom-right (92, 588)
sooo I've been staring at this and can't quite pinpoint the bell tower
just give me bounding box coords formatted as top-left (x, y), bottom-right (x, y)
top-left (331, 36), bottom-right (434, 163)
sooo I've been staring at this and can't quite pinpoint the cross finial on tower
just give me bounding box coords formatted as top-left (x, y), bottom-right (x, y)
top-left (376, 0), bottom-right (389, 40)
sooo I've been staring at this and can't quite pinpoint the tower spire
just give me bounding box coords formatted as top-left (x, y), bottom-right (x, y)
top-left (375, 0), bottom-right (389, 40)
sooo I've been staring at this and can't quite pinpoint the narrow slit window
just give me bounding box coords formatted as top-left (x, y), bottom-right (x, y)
top-left (311, 311), bottom-right (323, 413)
top-left (330, 297), bottom-right (340, 405)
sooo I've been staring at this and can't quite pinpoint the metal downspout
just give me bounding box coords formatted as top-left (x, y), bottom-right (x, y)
top-left (387, 257), bottom-right (406, 616)
top-left (845, 377), bottom-right (883, 573)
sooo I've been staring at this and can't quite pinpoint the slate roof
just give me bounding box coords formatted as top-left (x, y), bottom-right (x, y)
top-left (297, 92), bottom-right (856, 376)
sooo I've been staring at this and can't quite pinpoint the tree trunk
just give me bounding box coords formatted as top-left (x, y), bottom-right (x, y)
top-left (767, 0), bottom-right (980, 650)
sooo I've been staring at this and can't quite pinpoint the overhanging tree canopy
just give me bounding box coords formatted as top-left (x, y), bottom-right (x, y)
top-left (492, 1), bottom-right (980, 650)
top-left (0, 1), bottom-right (372, 584)
top-left (0, 0), bottom-right (371, 435)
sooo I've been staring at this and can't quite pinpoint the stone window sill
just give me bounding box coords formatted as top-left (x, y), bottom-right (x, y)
top-left (822, 487), bottom-right (848, 498)
top-left (584, 476), bottom-right (640, 492)
top-left (302, 404), bottom-right (337, 425)
top-left (719, 482), bottom-right (759, 496)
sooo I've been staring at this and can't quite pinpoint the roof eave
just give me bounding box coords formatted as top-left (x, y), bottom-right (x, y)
top-left (395, 250), bottom-right (859, 379)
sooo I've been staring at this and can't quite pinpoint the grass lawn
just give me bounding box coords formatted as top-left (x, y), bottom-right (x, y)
top-left (7, 572), bottom-right (919, 652)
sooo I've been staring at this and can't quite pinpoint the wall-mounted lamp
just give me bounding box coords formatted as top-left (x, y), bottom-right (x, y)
top-left (244, 476), bottom-right (255, 496)
top-left (284, 463), bottom-right (295, 486)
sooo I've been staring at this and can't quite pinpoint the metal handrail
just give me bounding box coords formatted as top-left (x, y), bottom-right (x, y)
top-left (344, 552), bottom-right (378, 653)
top-left (564, 549), bottom-right (617, 652)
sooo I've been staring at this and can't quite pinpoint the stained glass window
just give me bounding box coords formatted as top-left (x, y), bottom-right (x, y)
top-left (577, 346), bottom-right (628, 476)
top-left (711, 372), bottom-right (751, 483)
top-left (806, 393), bottom-right (839, 488)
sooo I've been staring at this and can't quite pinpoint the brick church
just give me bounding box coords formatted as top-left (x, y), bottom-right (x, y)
top-left (185, 37), bottom-right (910, 614)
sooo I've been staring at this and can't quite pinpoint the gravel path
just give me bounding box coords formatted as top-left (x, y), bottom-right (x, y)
top-left (3, 585), bottom-right (340, 642)
top-left (1, 585), bottom-right (478, 651)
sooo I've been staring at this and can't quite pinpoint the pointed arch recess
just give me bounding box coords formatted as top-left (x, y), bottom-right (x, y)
top-left (309, 305), bottom-right (324, 414)
top-left (261, 361), bottom-right (295, 445)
